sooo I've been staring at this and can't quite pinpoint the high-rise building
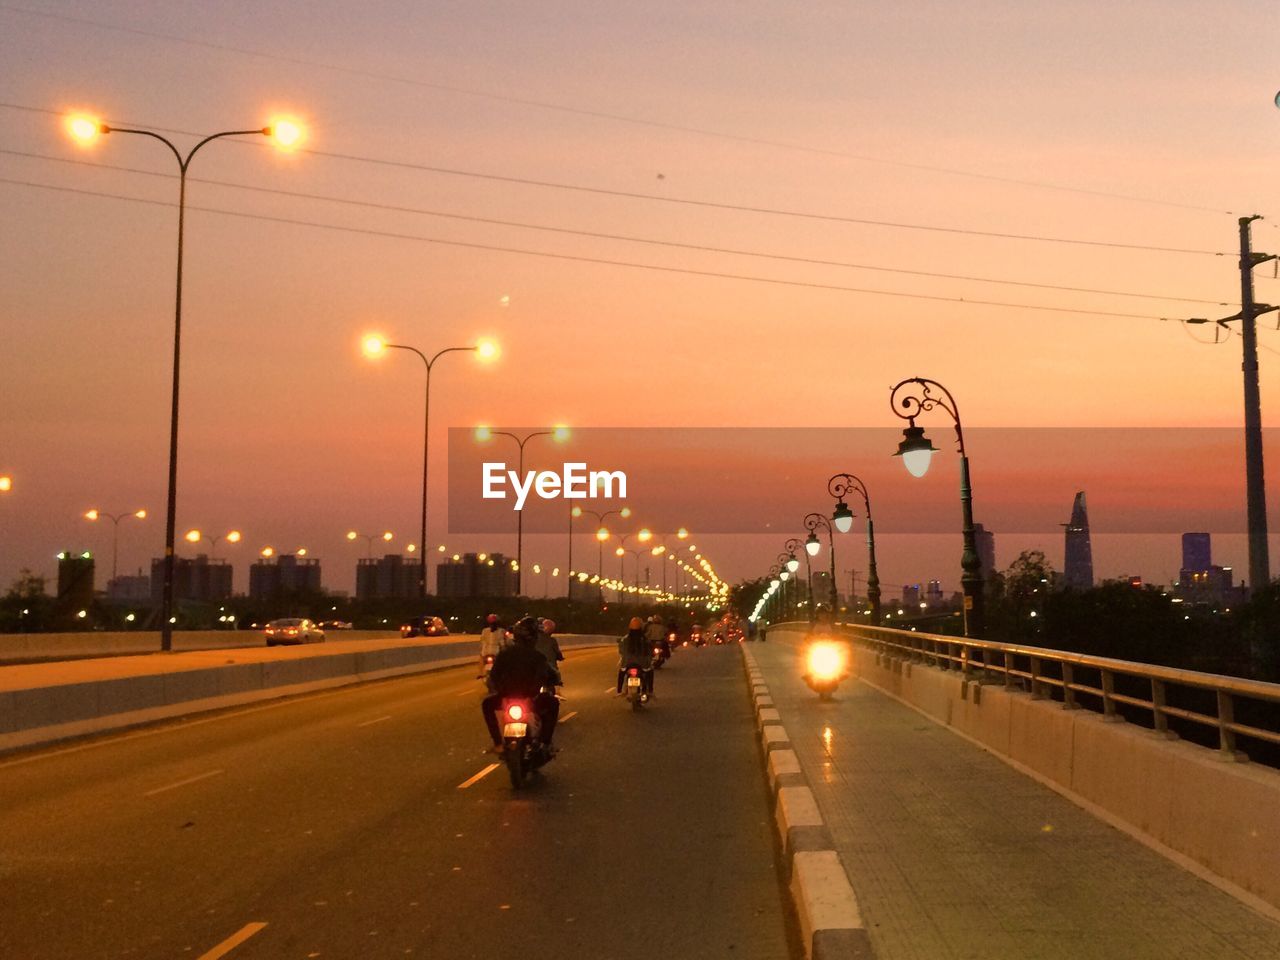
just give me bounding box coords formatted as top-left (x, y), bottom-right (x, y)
top-left (902, 583), bottom-right (921, 606)
top-left (436, 553), bottom-right (517, 598)
top-left (925, 579), bottom-right (944, 604)
top-left (355, 554), bottom-right (422, 600)
top-left (973, 523), bottom-right (996, 579)
top-left (249, 554), bottom-right (323, 600)
top-left (56, 550), bottom-right (95, 609)
top-left (1062, 491), bottom-right (1094, 590)
top-left (106, 573), bottom-right (150, 603)
top-left (1182, 533), bottom-right (1212, 572)
top-left (150, 555), bottom-right (233, 603)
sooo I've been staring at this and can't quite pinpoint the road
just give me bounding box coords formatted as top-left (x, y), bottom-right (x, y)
top-left (0, 642), bottom-right (795, 959)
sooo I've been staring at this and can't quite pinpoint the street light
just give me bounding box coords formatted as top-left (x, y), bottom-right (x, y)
top-left (83, 507), bottom-right (147, 582)
top-left (66, 110), bottom-right (305, 652)
top-left (828, 472), bottom-right (882, 625)
top-left (347, 529), bottom-right (393, 560)
top-left (804, 512), bottom-right (840, 617)
top-left (573, 505), bottom-right (632, 583)
top-left (890, 376), bottom-right (983, 637)
top-left (363, 333), bottom-right (498, 597)
top-left (475, 425), bottom-right (569, 595)
top-left (184, 528), bottom-right (242, 559)
top-left (784, 538), bottom-right (810, 623)
top-left (0, 475), bottom-right (11, 493)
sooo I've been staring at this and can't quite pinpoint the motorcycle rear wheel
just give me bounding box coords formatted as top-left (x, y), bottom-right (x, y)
top-left (504, 741), bottom-right (525, 788)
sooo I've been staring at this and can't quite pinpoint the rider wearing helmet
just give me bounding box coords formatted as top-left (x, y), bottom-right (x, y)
top-left (478, 612), bottom-right (508, 679)
top-left (535, 618), bottom-right (565, 687)
top-left (483, 616), bottom-right (559, 753)
top-left (617, 616), bottom-right (655, 700)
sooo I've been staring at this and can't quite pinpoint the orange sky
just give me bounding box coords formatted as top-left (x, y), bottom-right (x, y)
top-left (1, 1), bottom-right (1279, 595)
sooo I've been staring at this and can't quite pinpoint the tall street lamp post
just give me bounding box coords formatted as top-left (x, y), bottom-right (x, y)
top-left (777, 551), bottom-right (797, 619)
top-left (66, 112), bottom-right (305, 652)
top-left (889, 377), bottom-right (984, 638)
top-left (828, 472), bottom-right (882, 625)
top-left (84, 508), bottom-right (147, 582)
top-left (363, 334), bottom-right (498, 598)
top-left (803, 512), bottom-right (839, 617)
top-left (784, 539), bottom-right (809, 622)
top-left (475, 425), bottom-right (569, 595)
top-left (572, 505), bottom-right (632, 581)
top-left (184, 528), bottom-right (242, 559)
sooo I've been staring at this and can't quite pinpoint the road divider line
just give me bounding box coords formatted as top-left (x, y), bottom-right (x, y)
top-left (357, 715), bottom-right (392, 727)
top-left (195, 921), bottom-right (267, 960)
top-left (143, 768), bottom-right (225, 797)
top-left (458, 763), bottom-right (500, 789)
top-left (456, 686), bottom-right (482, 697)
top-left (560, 711), bottom-right (578, 722)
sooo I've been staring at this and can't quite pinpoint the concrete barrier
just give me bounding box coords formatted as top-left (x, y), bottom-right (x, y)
top-left (771, 626), bottom-right (1280, 918)
top-left (0, 633), bottom-right (615, 755)
top-left (0, 629), bottom-right (403, 663)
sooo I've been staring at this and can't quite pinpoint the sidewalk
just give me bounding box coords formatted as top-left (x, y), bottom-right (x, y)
top-left (751, 637), bottom-right (1280, 959)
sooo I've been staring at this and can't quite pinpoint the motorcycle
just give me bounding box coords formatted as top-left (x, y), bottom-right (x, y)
top-left (498, 695), bottom-right (551, 788)
top-left (622, 664), bottom-right (646, 710)
top-left (802, 640), bottom-right (850, 701)
top-left (479, 653), bottom-right (495, 683)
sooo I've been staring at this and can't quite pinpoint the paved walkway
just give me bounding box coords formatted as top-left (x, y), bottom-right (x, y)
top-left (753, 636), bottom-right (1280, 959)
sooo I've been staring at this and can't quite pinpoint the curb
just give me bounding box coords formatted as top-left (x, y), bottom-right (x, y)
top-left (742, 646), bottom-right (876, 960)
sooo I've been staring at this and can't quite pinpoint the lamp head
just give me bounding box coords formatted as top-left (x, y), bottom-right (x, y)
top-left (619, 506), bottom-right (632, 519)
top-left (66, 114), bottom-right (106, 145)
top-left (474, 425), bottom-right (492, 442)
top-left (476, 338), bottom-right (500, 362)
top-left (596, 527), bottom-right (609, 542)
top-left (134, 509), bottom-right (147, 519)
top-left (805, 532), bottom-right (821, 557)
top-left (895, 424), bottom-right (938, 478)
top-left (552, 424), bottom-right (570, 442)
top-left (786, 554), bottom-right (800, 573)
top-left (361, 334), bottom-right (387, 358)
top-left (85, 509), bottom-right (100, 521)
top-left (184, 529), bottom-right (202, 544)
top-left (266, 117), bottom-right (305, 150)
top-left (225, 530), bottom-right (242, 544)
top-left (346, 530), bottom-right (358, 541)
top-left (832, 499), bottom-right (855, 533)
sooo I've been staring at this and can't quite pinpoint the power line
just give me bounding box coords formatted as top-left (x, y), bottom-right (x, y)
top-left (0, 174), bottom-right (1191, 321)
top-left (0, 102), bottom-right (1233, 258)
top-left (0, 2), bottom-right (1253, 218)
top-left (1, 148), bottom-right (1231, 307)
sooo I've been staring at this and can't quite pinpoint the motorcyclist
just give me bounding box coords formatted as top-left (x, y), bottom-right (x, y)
top-left (535, 618), bottom-right (565, 687)
top-left (643, 615), bottom-right (669, 663)
top-left (478, 613), bottom-right (508, 679)
top-left (617, 616), bottom-right (655, 700)
top-left (482, 616), bottom-right (559, 753)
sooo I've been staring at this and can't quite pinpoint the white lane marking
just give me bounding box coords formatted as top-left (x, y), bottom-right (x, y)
top-left (196, 921), bottom-right (268, 960)
top-left (357, 715), bottom-right (392, 727)
top-left (143, 768), bottom-right (225, 797)
top-left (560, 711), bottom-right (578, 723)
top-left (457, 763), bottom-right (500, 789)
top-left (457, 686), bottom-right (483, 697)
top-left (603, 686), bottom-right (616, 694)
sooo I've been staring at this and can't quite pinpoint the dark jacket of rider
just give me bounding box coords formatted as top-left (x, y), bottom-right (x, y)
top-left (618, 627), bottom-right (653, 668)
top-left (490, 641), bottom-right (554, 698)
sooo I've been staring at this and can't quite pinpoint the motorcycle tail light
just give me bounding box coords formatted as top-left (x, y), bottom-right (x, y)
top-left (507, 704), bottom-right (524, 721)
top-left (628, 667), bottom-right (640, 677)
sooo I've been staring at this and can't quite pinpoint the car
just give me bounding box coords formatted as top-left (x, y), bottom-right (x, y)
top-left (265, 618), bottom-right (325, 645)
top-left (318, 619), bottom-right (353, 630)
top-left (400, 615), bottom-right (449, 638)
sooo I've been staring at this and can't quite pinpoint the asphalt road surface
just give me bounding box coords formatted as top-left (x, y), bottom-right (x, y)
top-left (0, 643), bottom-right (795, 959)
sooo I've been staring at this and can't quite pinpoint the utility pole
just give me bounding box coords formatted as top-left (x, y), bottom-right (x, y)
top-left (1235, 217), bottom-right (1277, 594)
top-left (1191, 218), bottom-right (1277, 595)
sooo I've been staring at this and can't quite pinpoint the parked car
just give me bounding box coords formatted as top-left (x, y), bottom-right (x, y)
top-left (400, 615), bottom-right (449, 638)
top-left (318, 619), bottom-right (353, 631)
top-left (265, 618), bottom-right (325, 645)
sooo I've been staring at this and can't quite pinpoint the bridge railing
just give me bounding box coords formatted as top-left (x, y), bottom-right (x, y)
top-left (773, 620), bottom-right (1280, 764)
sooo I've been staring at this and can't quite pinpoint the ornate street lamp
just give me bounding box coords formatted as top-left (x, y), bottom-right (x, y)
top-left (828, 472), bottom-right (882, 624)
top-left (889, 377), bottom-right (983, 637)
top-left (803, 512), bottom-right (839, 616)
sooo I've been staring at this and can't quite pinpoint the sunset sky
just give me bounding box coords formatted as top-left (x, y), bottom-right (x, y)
top-left (2, 1), bottom-right (1279, 597)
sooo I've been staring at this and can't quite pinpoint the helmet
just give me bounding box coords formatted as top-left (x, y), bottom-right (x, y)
top-left (628, 616), bottom-right (644, 630)
top-left (514, 615), bottom-right (539, 644)
top-left (486, 613), bottom-right (499, 625)
top-left (541, 618), bottom-right (556, 634)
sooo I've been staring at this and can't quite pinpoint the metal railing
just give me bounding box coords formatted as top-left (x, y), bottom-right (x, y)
top-left (770, 620), bottom-right (1280, 763)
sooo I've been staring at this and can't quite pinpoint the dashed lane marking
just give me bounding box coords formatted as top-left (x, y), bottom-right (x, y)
top-left (143, 768), bottom-right (225, 797)
top-left (458, 763), bottom-right (501, 789)
top-left (195, 922), bottom-right (268, 960)
top-left (560, 711), bottom-right (579, 722)
top-left (357, 715), bottom-right (392, 727)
